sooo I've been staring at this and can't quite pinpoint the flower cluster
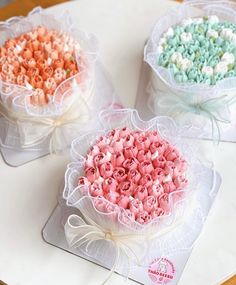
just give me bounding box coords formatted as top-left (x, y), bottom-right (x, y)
top-left (0, 26), bottom-right (80, 106)
top-left (78, 128), bottom-right (188, 224)
top-left (158, 15), bottom-right (236, 85)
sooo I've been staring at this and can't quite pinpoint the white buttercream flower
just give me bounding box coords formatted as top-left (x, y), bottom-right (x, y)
top-left (170, 52), bottom-right (183, 63)
top-left (180, 32), bottom-right (192, 43)
top-left (159, 37), bottom-right (167, 46)
top-left (231, 34), bottom-right (236, 45)
top-left (202, 66), bottom-right (214, 76)
top-left (181, 18), bottom-right (193, 27)
top-left (157, 45), bottom-right (164, 54)
top-left (208, 15), bottom-right (219, 24)
top-left (164, 27), bottom-right (174, 38)
top-left (214, 62), bottom-right (228, 74)
top-left (206, 29), bottom-right (218, 39)
top-left (193, 17), bottom-right (204, 25)
top-left (180, 58), bottom-right (193, 71)
top-left (221, 52), bottom-right (235, 64)
top-left (163, 174), bottom-right (172, 183)
top-left (220, 28), bottom-right (233, 40)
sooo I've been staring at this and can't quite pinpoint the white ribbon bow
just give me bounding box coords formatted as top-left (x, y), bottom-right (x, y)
top-left (0, 88), bottom-right (93, 153)
top-left (65, 213), bottom-right (149, 284)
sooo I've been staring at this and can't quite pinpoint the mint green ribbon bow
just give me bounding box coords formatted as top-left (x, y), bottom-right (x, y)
top-left (155, 91), bottom-right (236, 142)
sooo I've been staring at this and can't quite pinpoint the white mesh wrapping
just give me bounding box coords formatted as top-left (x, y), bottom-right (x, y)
top-left (144, 0), bottom-right (236, 140)
top-left (62, 109), bottom-right (216, 277)
top-left (0, 7), bottom-right (118, 153)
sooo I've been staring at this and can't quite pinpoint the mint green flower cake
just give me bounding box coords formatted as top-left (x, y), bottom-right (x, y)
top-left (158, 15), bottom-right (236, 85)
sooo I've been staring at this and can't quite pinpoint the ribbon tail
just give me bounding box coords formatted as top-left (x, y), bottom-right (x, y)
top-left (210, 115), bottom-right (221, 144)
top-left (101, 246), bottom-right (120, 285)
top-left (49, 126), bottom-right (65, 154)
top-left (18, 124), bottom-right (54, 149)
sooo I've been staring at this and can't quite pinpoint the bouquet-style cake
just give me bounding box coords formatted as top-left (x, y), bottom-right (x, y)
top-left (58, 109), bottom-right (220, 285)
top-left (144, 0), bottom-right (236, 141)
top-left (0, 7), bottom-right (116, 164)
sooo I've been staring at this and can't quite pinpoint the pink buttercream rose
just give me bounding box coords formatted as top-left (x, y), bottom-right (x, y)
top-left (105, 191), bottom-right (119, 203)
top-left (136, 211), bottom-right (152, 224)
top-left (78, 176), bottom-right (91, 187)
top-left (85, 154), bottom-right (94, 168)
top-left (117, 195), bottom-right (130, 209)
top-left (139, 173), bottom-right (153, 188)
top-left (129, 198), bottom-right (144, 216)
top-left (123, 134), bottom-right (135, 147)
top-left (151, 208), bottom-right (165, 218)
top-left (118, 181), bottom-right (134, 196)
top-left (164, 146), bottom-right (179, 161)
top-left (86, 167), bottom-right (99, 183)
top-left (111, 152), bottom-right (125, 167)
top-left (137, 149), bottom-right (152, 162)
top-left (138, 160), bottom-right (154, 175)
top-left (127, 169), bottom-right (141, 184)
top-left (122, 157), bottom-right (139, 171)
top-left (111, 138), bottom-right (124, 152)
top-left (158, 193), bottom-right (170, 213)
top-left (135, 134), bottom-right (151, 150)
top-left (93, 152), bottom-right (111, 166)
top-left (99, 144), bottom-right (113, 154)
top-left (151, 168), bottom-right (166, 183)
top-left (123, 146), bottom-right (138, 159)
top-left (99, 162), bottom-right (114, 178)
top-left (119, 127), bottom-right (131, 138)
top-left (174, 158), bottom-right (188, 172)
top-left (148, 183), bottom-right (164, 198)
top-left (89, 145), bottom-right (100, 156)
top-left (96, 136), bottom-right (108, 148)
top-left (152, 155), bottom-right (166, 168)
top-left (134, 185), bottom-right (148, 201)
top-left (148, 130), bottom-right (161, 143)
top-left (113, 167), bottom-right (127, 182)
top-left (90, 182), bottom-right (104, 197)
top-left (96, 138), bottom-right (113, 155)
top-left (174, 175), bottom-right (188, 190)
top-left (164, 161), bottom-right (175, 176)
top-left (102, 177), bottom-right (118, 192)
top-left (143, 196), bottom-right (158, 213)
top-left (163, 181), bottom-right (176, 193)
top-left (108, 129), bottom-right (120, 141)
top-left (150, 141), bottom-right (166, 155)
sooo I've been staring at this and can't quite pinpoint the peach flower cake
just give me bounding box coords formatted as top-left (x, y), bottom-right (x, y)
top-left (0, 26), bottom-right (81, 106)
top-left (78, 128), bottom-right (188, 225)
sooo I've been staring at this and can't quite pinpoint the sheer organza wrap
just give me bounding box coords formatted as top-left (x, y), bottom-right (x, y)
top-left (144, 0), bottom-right (236, 140)
top-left (62, 109), bottom-right (214, 280)
top-left (0, 7), bottom-right (116, 154)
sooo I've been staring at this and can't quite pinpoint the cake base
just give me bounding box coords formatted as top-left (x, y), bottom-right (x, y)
top-left (42, 165), bottom-right (221, 285)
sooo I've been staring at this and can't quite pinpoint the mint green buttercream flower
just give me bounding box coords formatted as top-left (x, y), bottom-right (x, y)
top-left (158, 15), bottom-right (236, 85)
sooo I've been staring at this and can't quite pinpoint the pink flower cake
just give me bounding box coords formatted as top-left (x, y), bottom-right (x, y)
top-left (78, 127), bottom-right (188, 225)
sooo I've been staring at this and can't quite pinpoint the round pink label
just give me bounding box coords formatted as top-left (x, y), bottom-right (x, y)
top-left (148, 257), bottom-right (175, 284)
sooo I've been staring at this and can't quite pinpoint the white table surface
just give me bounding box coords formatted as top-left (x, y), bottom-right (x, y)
top-left (0, 0), bottom-right (236, 284)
